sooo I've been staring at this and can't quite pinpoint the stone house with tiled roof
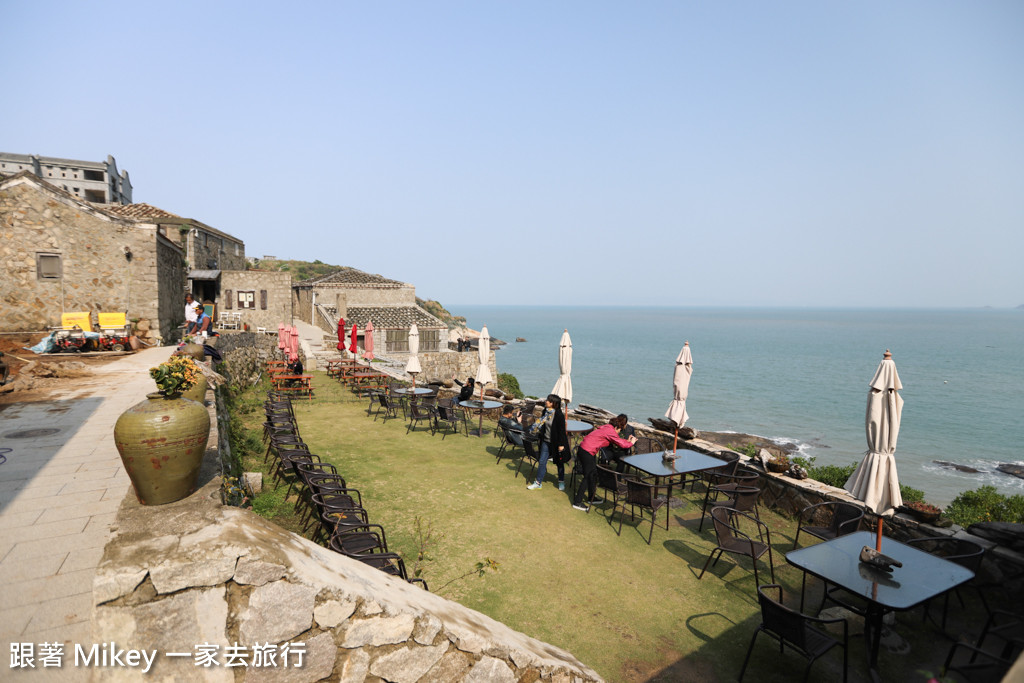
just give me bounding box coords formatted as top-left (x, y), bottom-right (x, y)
top-left (0, 172), bottom-right (182, 341)
top-left (102, 203), bottom-right (248, 311)
top-left (294, 268), bottom-right (447, 355)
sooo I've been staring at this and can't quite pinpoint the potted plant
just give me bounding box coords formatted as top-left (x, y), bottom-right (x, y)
top-left (112, 355), bottom-right (211, 505)
top-left (901, 500), bottom-right (943, 524)
top-left (766, 454), bottom-right (790, 473)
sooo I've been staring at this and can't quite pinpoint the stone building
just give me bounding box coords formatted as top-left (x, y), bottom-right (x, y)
top-left (0, 152), bottom-right (132, 204)
top-left (103, 204), bottom-right (247, 309)
top-left (0, 172), bottom-right (181, 341)
top-left (293, 267), bottom-right (446, 354)
top-left (219, 270), bottom-right (293, 331)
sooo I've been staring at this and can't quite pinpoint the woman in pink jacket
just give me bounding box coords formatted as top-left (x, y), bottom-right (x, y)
top-left (572, 414), bottom-right (636, 510)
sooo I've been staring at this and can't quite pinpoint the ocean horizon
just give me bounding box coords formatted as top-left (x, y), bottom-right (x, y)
top-left (453, 305), bottom-right (1024, 507)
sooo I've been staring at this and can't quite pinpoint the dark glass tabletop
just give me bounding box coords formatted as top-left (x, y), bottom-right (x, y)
top-left (459, 399), bottom-right (503, 410)
top-left (621, 450), bottom-right (726, 477)
top-left (785, 531), bottom-right (975, 610)
top-left (565, 419), bottom-right (593, 433)
top-left (392, 387), bottom-right (433, 395)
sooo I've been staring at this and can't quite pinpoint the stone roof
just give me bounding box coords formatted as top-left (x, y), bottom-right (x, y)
top-left (101, 203), bottom-right (180, 219)
top-left (299, 267), bottom-right (407, 288)
top-left (344, 306), bottom-right (445, 329)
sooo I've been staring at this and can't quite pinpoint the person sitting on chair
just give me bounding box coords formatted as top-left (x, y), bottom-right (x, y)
top-left (286, 357), bottom-right (304, 386)
top-left (193, 304), bottom-right (212, 337)
top-left (454, 376), bottom-right (476, 402)
top-left (499, 405), bottom-right (535, 457)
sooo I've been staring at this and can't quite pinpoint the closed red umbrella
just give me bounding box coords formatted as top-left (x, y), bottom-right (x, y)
top-left (349, 323), bottom-right (358, 358)
top-left (277, 323), bottom-right (286, 351)
top-left (289, 327), bottom-right (299, 362)
top-left (336, 317), bottom-right (346, 351)
top-left (363, 320), bottom-right (375, 361)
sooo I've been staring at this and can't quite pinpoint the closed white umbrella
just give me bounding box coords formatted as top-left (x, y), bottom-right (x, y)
top-left (665, 341), bottom-right (693, 452)
top-left (845, 350), bottom-right (904, 515)
top-left (405, 324), bottom-right (421, 386)
top-left (551, 329), bottom-right (573, 406)
top-left (476, 325), bottom-right (493, 389)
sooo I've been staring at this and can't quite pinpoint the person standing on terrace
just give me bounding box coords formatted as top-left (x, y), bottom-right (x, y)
top-left (572, 415), bottom-right (636, 511)
top-left (527, 394), bottom-right (570, 491)
top-left (184, 293), bottom-right (198, 334)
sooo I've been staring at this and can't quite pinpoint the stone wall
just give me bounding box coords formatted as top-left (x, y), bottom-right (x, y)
top-left (214, 331), bottom-right (281, 385)
top-left (0, 176), bottom-right (182, 339)
top-left (175, 221), bottom-right (247, 272)
top-left (220, 271), bottom-right (293, 331)
top-left (416, 350), bottom-right (499, 387)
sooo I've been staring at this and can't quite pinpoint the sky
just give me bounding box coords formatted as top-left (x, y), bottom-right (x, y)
top-left (4, 1), bottom-right (1023, 308)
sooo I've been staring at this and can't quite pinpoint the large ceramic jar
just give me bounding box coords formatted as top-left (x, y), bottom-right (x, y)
top-left (113, 393), bottom-right (210, 505)
top-left (180, 343), bottom-right (205, 361)
top-left (181, 373), bottom-right (208, 403)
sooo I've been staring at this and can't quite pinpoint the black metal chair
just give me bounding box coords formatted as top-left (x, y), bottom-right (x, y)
top-left (698, 470), bottom-right (759, 531)
top-left (593, 464), bottom-right (629, 516)
top-left (406, 400), bottom-right (437, 435)
top-left (699, 507), bottom-right (775, 587)
top-left (371, 394), bottom-right (399, 423)
top-left (613, 477), bottom-right (668, 545)
top-left (435, 398), bottom-right (469, 438)
top-left (906, 536), bottom-right (987, 631)
top-left (496, 423), bottom-right (536, 464)
top-left (794, 501), bottom-right (865, 547)
top-left (739, 584), bottom-right (848, 683)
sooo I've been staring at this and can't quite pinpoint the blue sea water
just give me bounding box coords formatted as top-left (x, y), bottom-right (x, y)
top-left (455, 306), bottom-right (1024, 507)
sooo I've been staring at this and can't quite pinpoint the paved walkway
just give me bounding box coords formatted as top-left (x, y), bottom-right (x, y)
top-left (0, 346), bottom-right (173, 679)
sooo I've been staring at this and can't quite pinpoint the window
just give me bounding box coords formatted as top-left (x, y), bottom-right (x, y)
top-left (37, 253), bottom-right (62, 280)
top-left (237, 291), bottom-right (256, 309)
top-left (386, 329), bottom-right (409, 354)
top-left (83, 169), bottom-right (104, 181)
top-left (421, 329), bottom-right (441, 353)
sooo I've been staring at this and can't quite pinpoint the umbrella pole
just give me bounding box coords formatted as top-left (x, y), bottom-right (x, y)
top-left (477, 384), bottom-right (486, 436)
top-left (876, 517), bottom-right (883, 551)
top-left (673, 427), bottom-right (678, 454)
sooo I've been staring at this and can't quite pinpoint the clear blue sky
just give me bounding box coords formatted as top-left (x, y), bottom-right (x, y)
top-left (5, 1), bottom-right (1023, 307)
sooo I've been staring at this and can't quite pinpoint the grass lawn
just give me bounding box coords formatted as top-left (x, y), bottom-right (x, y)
top-left (228, 372), bottom-right (989, 683)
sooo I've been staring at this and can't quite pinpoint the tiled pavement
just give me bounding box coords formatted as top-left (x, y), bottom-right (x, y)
top-left (0, 346), bottom-right (173, 680)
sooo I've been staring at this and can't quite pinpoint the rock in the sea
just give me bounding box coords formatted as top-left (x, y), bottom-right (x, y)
top-left (967, 522), bottom-right (1024, 553)
top-left (934, 460), bottom-right (981, 474)
top-left (515, 337), bottom-right (527, 342)
top-left (997, 464), bottom-right (1024, 480)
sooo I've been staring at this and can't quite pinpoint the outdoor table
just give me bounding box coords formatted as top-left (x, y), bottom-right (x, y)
top-left (459, 399), bottom-right (503, 437)
top-left (786, 530), bottom-right (974, 681)
top-left (392, 387), bottom-right (433, 396)
top-left (621, 449), bottom-right (725, 524)
top-left (325, 359), bottom-right (354, 378)
top-left (271, 374), bottom-right (314, 401)
top-left (565, 419), bottom-right (593, 445)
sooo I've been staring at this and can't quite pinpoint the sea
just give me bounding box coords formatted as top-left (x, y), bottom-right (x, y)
top-left (454, 306), bottom-right (1024, 507)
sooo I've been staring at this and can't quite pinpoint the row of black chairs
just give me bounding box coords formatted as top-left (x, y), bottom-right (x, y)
top-left (262, 390), bottom-right (427, 589)
top-left (368, 388), bottom-right (471, 438)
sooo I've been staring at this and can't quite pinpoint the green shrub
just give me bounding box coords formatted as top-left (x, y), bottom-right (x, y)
top-left (498, 372), bottom-right (524, 399)
top-left (807, 462), bottom-right (858, 488)
top-left (945, 486), bottom-right (1024, 527)
top-left (899, 485), bottom-right (925, 504)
